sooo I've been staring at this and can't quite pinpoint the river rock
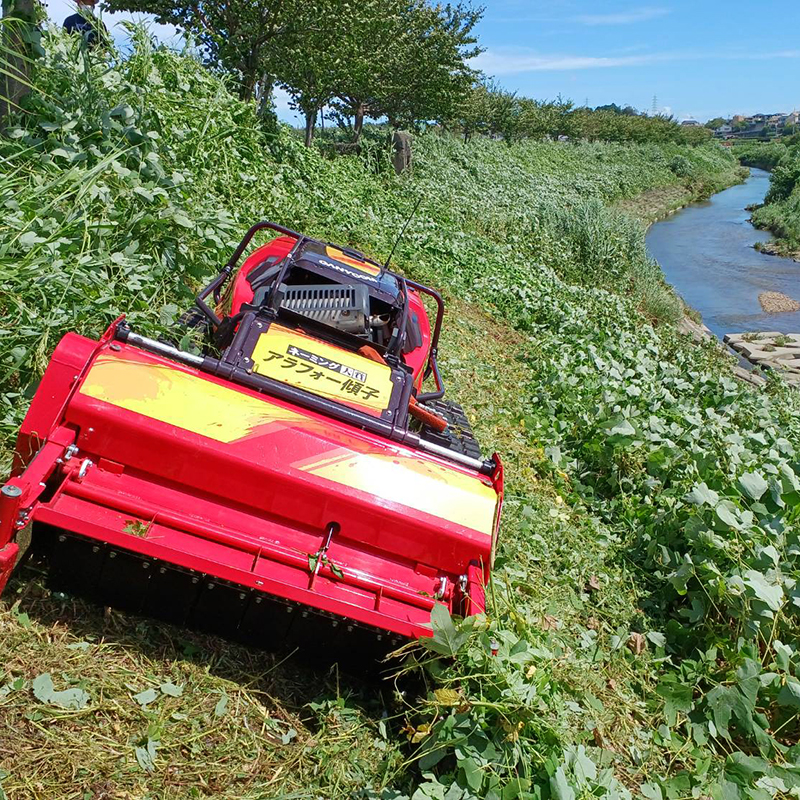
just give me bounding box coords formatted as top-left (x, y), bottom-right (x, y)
top-left (758, 291), bottom-right (800, 313)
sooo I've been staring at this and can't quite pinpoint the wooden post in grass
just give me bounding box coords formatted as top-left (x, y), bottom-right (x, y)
top-left (1, 0), bottom-right (37, 122)
top-left (392, 131), bottom-right (413, 175)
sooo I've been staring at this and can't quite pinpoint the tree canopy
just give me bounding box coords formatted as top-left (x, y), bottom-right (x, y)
top-left (104, 0), bottom-right (483, 144)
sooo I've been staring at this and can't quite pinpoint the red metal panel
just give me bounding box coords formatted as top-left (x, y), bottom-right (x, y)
top-left (2, 329), bottom-right (500, 639)
top-left (0, 543), bottom-right (19, 595)
top-left (12, 332), bottom-right (97, 474)
top-left (67, 345), bottom-right (496, 569)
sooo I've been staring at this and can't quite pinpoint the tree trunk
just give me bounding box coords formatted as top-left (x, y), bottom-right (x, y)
top-left (1, 0), bottom-right (36, 121)
top-left (304, 108), bottom-right (316, 147)
top-left (255, 73), bottom-right (274, 119)
top-left (353, 103), bottom-right (366, 144)
top-left (239, 70), bottom-right (258, 101)
top-left (238, 49), bottom-right (260, 100)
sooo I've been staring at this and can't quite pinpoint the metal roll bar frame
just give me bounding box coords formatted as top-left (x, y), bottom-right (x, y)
top-left (195, 221), bottom-right (446, 402)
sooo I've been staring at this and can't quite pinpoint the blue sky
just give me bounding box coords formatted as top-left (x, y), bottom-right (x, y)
top-left (44, 0), bottom-right (800, 122)
top-left (474, 1), bottom-right (800, 120)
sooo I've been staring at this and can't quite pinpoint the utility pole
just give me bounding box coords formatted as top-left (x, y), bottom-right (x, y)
top-left (1, 0), bottom-right (37, 121)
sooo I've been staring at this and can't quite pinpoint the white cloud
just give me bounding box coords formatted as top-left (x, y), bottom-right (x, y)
top-left (474, 48), bottom-right (673, 75)
top-left (474, 45), bottom-right (800, 76)
top-left (574, 6), bottom-right (670, 25)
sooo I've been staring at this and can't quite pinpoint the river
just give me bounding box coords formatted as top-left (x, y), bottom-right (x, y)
top-left (645, 168), bottom-right (800, 338)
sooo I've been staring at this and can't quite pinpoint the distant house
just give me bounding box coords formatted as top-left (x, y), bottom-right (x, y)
top-left (680, 119), bottom-right (701, 126)
top-left (714, 124), bottom-right (733, 138)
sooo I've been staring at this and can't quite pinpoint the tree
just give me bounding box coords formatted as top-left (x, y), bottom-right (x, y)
top-left (594, 103), bottom-right (639, 116)
top-left (451, 76), bottom-right (499, 142)
top-left (705, 117), bottom-right (727, 129)
top-left (273, 0), bottom-right (347, 145)
top-left (1, 0), bottom-right (41, 120)
top-left (370, 1), bottom-right (482, 131)
top-left (102, 0), bottom-right (299, 99)
top-left (281, 0), bottom-right (483, 145)
top-left (323, 0), bottom-right (399, 144)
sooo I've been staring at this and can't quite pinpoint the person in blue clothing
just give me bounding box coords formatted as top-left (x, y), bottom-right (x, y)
top-left (63, 0), bottom-right (108, 47)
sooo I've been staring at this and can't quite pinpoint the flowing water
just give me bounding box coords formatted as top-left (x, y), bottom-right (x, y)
top-left (646, 168), bottom-right (800, 338)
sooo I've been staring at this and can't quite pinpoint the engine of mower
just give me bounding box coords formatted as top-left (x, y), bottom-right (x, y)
top-left (214, 231), bottom-right (437, 399)
top-left (186, 224), bottom-right (451, 434)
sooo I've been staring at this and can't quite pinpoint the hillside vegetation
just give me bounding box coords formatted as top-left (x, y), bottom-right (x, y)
top-left (2, 34), bottom-right (800, 800)
top-left (734, 140), bottom-right (800, 255)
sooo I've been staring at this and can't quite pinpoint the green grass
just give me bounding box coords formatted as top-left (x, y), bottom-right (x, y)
top-left (2, 31), bottom-right (799, 800)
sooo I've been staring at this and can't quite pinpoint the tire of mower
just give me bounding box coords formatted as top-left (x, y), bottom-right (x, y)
top-left (418, 399), bottom-right (482, 460)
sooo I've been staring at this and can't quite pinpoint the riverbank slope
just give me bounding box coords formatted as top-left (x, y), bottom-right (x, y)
top-left (2, 38), bottom-right (800, 800)
top-left (734, 140), bottom-right (800, 258)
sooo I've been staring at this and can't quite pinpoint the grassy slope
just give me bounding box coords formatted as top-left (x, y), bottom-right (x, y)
top-left (2, 36), bottom-right (799, 800)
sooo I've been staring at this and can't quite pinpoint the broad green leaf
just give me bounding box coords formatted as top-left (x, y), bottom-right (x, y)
top-left (172, 211), bottom-right (193, 228)
top-left (685, 482), bottom-right (718, 506)
top-left (460, 756), bottom-right (482, 792)
top-left (280, 728), bottom-right (297, 745)
top-left (160, 682), bottom-right (183, 697)
top-left (133, 688), bottom-right (159, 706)
top-left (32, 673), bottom-right (90, 710)
top-left (774, 641), bottom-right (793, 672)
top-left (418, 742), bottom-right (448, 771)
top-left (640, 783), bottom-right (663, 800)
top-left (715, 501), bottom-right (741, 530)
top-left (569, 745), bottom-right (596, 781)
top-left (214, 693), bottom-right (228, 717)
top-left (743, 570), bottom-right (784, 611)
top-left (158, 303), bottom-right (178, 326)
top-left (706, 685), bottom-right (752, 740)
top-left (656, 680), bottom-right (693, 726)
top-left (135, 737), bottom-right (158, 773)
top-left (18, 231), bottom-right (44, 247)
top-left (422, 604), bottom-right (468, 657)
top-left (550, 767), bottom-right (576, 800)
top-left (601, 416), bottom-right (636, 438)
top-left (739, 472), bottom-right (768, 501)
top-left (502, 779), bottom-right (532, 800)
top-left (777, 677), bottom-right (800, 709)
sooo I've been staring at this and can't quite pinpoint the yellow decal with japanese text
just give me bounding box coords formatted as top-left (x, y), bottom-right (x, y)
top-left (251, 325), bottom-right (393, 415)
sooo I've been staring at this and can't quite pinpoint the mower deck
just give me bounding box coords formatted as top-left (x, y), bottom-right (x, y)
top-left (3, 331), bottom-right (500, 647)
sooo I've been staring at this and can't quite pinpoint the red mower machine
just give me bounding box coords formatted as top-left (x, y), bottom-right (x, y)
top-left (0, 222), bottom-right (503, 658)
